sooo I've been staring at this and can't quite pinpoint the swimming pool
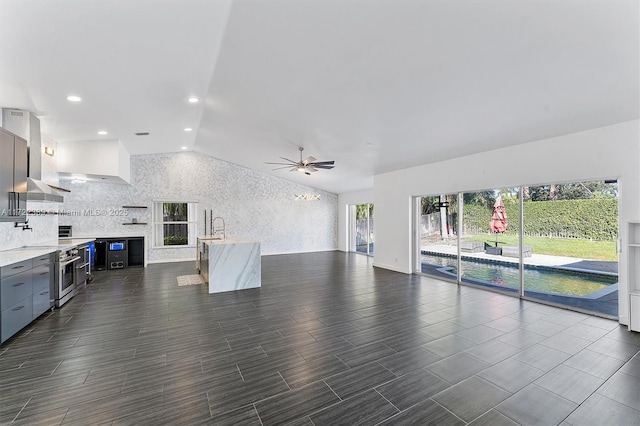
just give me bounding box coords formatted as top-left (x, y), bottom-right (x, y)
top-left (421, 254), bottom-right (617, 296)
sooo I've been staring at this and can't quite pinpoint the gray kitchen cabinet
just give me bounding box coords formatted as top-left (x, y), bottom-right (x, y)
top-left (31, 261), bottom-right (53, 320)
top-left (1, 296), bottom-right (32, 342)
top-left (0, 127), bottom-right (28, 222)
top-left (0, 252), bottom-right (55, 344)
top-left (0, 269), bottom-right (32, 311)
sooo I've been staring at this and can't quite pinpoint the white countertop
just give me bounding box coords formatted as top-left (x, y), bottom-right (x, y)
top-left (70, 233), bottom-right (146, 239)
top-left (0, 247), bottom-right (57, 267)
top-left (58, 238), bottom-right (97, 250)
top-left (198, 236), bottom-right (257, 245)
top-left (0, 238), bottom-right (96, 267)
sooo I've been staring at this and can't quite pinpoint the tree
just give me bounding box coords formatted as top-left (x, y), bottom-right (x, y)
top-left (463, 191), bottom-right (495, 209)
top-left (526, 181), bottom-right (618, 201)
top-left (355, 204), bottom-right (373, 220)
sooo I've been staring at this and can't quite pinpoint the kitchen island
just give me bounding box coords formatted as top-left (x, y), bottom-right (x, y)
top-left (197, 236), bottom-right (261, 293)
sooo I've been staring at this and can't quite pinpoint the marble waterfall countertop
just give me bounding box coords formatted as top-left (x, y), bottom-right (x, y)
top-left (198, 236), bottom-right (261, 293)
top-left (0, 238), bottom-right (96, 267)
top-left (198, 236), bottom-right (256, 245)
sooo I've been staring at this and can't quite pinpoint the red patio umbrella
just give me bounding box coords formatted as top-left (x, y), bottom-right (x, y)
top-left (489, 196), bottom-right (508, 246)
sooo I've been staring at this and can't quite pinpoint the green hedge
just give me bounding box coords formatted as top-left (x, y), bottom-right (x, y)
top-left (463, 198), bottom-right (617, 241)
top-left (164, 236), bottom-right (188, 246)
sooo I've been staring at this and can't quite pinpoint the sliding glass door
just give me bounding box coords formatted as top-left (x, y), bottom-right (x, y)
top-left (521, 180), bottom-right (618, 317)
top-left (414, 181), bottom-right (619, 318)
top-left (418, 194), bottom-right (459, 280)
top-left (353, 203), bottom-right (374, 256)
top-left (460, 188), bottom-right (521, 295)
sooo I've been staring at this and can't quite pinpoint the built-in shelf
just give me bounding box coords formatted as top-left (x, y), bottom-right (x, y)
top-left (122, 206), bottom-right (147, 209)
top-left (122, 223), bottom-right (147, 225)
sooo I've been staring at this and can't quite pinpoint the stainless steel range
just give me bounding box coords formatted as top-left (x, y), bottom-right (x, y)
top-left (56, 247), bottom-right (81, 307)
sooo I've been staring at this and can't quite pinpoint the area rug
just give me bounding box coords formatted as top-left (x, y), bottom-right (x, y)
top-left (177, 275), bottom-right (205, 286)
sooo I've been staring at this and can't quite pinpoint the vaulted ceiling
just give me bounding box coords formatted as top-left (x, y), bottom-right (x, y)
top-left (1, 0), bottom-right (637, 194)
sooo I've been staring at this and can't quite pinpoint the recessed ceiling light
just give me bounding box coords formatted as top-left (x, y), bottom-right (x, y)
top-left (187, 97), bottom-right (199, 103)
top-left (181, 146), bottom-right (188, 150)
top-left (184, 128), bottom-right (192, 132)
top-left (97, 130), bottom-right (108, 135)
top-left (66, 95), bottom-right (82, 102)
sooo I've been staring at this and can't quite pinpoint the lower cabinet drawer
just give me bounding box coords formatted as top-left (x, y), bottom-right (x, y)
top-left (31, 264), bottom-right (51, 292)
top-left (1, 271), bottom-right (33, 311)
top-left (32, 283), bottom-right (52, 320)
top-left (1, 296), bottom-right (33, 343)
top-left (0, 259), bottom-right (33, 280)
top-left (33, 252), bottom-right (55, 267)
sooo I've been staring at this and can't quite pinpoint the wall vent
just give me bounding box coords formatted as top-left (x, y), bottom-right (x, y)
top-left (134, 132), bottom-right (150, 136)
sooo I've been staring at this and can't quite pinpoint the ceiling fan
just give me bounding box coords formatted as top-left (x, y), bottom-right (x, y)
top-left (266, 147), bottom-right (335, 176)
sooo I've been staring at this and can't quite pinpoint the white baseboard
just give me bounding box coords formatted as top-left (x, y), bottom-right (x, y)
top-left (618, 315), bottom-right (629, 327)
top-left (372, 262), bottom-right (411, 274)
top-left (147, 257), bottom-right (195, 264)
top-left (262, 248), bottom-right (338, 256)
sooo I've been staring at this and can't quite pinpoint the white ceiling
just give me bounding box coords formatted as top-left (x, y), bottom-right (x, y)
top-left (1, 0), bottom-right (638, 194)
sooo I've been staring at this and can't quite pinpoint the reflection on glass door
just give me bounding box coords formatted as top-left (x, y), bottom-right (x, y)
top-left (354, 203), bottom-right (374, 256)
top-left (522, 180), bottom-right (619, 318)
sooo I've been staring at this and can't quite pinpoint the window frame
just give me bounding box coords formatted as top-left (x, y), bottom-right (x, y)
top-left (152, 200), bottom-right (198, 248)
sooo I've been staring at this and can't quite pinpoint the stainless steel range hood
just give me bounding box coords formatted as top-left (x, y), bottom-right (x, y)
top-left (26, 177), bottom-right (65, 202)
top-left (1, 109), bottom-right (64, 203)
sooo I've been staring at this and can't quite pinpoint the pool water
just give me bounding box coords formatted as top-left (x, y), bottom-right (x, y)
top-left (422, 254), bottom-right (616, 296)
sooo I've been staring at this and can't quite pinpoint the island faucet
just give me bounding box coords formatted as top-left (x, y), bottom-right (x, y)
top-left (212, 216), bottom-right (226, 240)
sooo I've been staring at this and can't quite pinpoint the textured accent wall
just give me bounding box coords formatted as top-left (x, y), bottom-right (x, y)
top-left (59, 151), bottom-right (338, 261)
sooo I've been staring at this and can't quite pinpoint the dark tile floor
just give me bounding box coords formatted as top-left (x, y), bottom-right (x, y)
top-left (1, 251), bottom-right (639, 425)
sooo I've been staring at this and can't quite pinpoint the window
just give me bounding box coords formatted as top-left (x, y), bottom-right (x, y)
top-left (153, 201), bottom-right (198, 247)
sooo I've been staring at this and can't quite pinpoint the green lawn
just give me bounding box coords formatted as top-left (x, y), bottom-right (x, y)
top-left (463, 234), bottom-right (617, 261)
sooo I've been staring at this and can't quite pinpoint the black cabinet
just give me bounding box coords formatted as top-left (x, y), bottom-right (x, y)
top-left (95, 237), bottom-right (144, 270)
top-left (128, 238), bottom-right (144, 267)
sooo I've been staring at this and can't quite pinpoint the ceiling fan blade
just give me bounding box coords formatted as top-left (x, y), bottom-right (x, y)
top-left (265, 161), bottom-right (295, 165)
top-left (270, 150), bottom-right (335, 175)
top-left (309, 160), bottom-right (335, 166)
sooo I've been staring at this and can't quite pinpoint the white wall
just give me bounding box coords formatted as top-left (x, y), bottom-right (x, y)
top-left (118, 142), bottom-right (131, 183)
top-left (60, 151), bottom-right (338, 262)
top-left (372, 120), bottom-right (639, 325)
top-left (337, 190), bottom-right (374, 252)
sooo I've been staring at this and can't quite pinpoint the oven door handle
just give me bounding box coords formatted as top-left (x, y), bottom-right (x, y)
top-left (59, 256), bottom-right (81, 267)
top-left (76, 262), bottom-right (89, 269)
